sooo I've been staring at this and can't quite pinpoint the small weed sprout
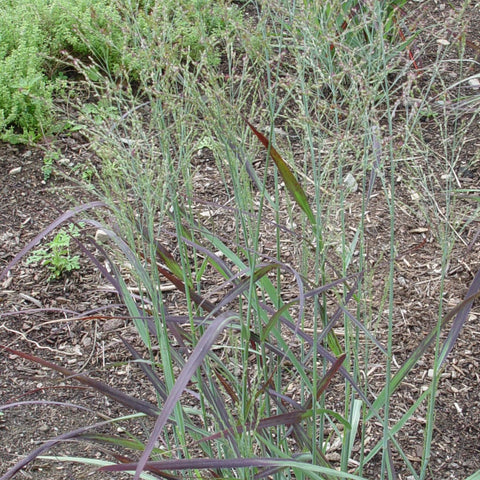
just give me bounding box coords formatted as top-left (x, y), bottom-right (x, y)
top-left (27, 223), bottom-right (84, 280)
top-left (41, 149), bottom-right (61, 181)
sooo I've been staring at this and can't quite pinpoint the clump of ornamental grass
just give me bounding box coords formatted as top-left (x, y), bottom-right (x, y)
top-left (1, 123), bottom-right (479, 479)
top-left (2, 1), bottom-right (480, 479)
top-left (0, 197), bottom-right (359, 480)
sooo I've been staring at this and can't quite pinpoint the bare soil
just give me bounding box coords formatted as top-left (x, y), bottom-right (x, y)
top-left (1, 1), bottom-right (480, 479)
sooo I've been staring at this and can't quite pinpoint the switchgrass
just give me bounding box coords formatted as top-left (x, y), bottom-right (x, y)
top-left (1, 1), bottom-right (480, 479)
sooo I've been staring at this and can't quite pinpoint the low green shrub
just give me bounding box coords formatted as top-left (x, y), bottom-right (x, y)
top-left (0, 0), bottom-right (242, 143)
top-left (0, 0), bottom-right (123, 142)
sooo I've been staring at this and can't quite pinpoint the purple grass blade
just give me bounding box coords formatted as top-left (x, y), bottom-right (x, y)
top-left (284, 273), bottom-right (359, 312)
top-left (303, 272), bottom-right (363, 363)
top-left (211, 264), bottom-right (278, 313)
top-left (166, 321), bottom-right (189, 350)
top-left (193, 410), bottom-right (310, 445)
top-left (122, 333), bottom-right (232, 446)
top-left (178, 233), bottom-right (236, 281)
top-left (100, 457), bottom-right (288, 473)
top-left (137, 223), bottom-right (185, 281)
top-left (253, 452), bottom-right (319, 480)
top-left (440, 266), bottom-right (480, 366)
top-left (340, 305), bottom-right (387, 354)
top-left (155, 262), bottom-right (216, 313)
top-left (76, 235), bottom-right (123, 295)
top-left (266, 388), bottom-right (303, 410)
top-left (257, 299), bottom-right (377, 414)
top-left (0, 415), bottom-right (128, 480)
top-left (273, 399), bottom-right (332, 471)
top-left (247, 121), bottom-right (316, 225)
top-left (248, 330), bottom-right (294, 359)
top-left (368, 287), bottom-right (480, 420)
top-left (261, 300), bottom-right (299, 342)
top-left (0, 307), bottom-right (81, 319)
top-left (120, 337), bottom-right (168, 401)
top-left (0, 345), bottom-right (160, 417)
top-left (166, 315), bottom-right (300, 372)
top-left (132, 310), bottom-right (239, 480)
top-left (195, 371), bottom-right (240, 456)
top-left (0, 305), bottom-right (129, 321)
top-left (97, 448), bottom-right (181, 480)
top-left (303, 353), bottom-right (347, 410)
top-left (0, 400), bottom-right (96, 414)
top-left (272, 354), bottom-right (347, 473)
top-left (206, 259), bottom-right (307, 330)
top-left (81, 220), bottom-right (151, 288)
top-left (0, 201), bottom-right (106, 283)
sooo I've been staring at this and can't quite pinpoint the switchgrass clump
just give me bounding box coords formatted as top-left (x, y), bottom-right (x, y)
top-left (1, 0), bottom-right (480, 479)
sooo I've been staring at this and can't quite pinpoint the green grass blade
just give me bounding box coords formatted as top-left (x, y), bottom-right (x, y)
top-left (464, 471), bottom-right (480, 480)
top-left (247, 121), bottom-right (316, 225)
top-left (367, 289), bottom-right (480, 421)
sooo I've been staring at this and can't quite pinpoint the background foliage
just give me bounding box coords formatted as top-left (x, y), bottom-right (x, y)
top-left (0, 0), bottom-right (241, 143)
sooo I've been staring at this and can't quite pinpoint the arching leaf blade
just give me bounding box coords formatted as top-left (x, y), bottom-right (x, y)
top-left (247, 121), bottom-right (316, 225)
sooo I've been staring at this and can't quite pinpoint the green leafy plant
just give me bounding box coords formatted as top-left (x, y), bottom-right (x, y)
top-left (41, 148), bottom-right (61, 181)
top-left (0, 0), bottom-right (119, 143)
top-left (161, 0), bottom-right (243, 66)
top-left (26, 223), bottom-right (83, 280)
top-left (0, 0), bottom-right (243, 143)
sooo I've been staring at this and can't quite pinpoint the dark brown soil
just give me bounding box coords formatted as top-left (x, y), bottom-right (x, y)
top-left (1, 1), bottom-right (480, 479)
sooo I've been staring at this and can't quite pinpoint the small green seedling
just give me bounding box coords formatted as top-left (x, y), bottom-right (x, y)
top-left (27, 223), bottom-right (84, 280)
top-left (42, 149), bottom-right (61, 181)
